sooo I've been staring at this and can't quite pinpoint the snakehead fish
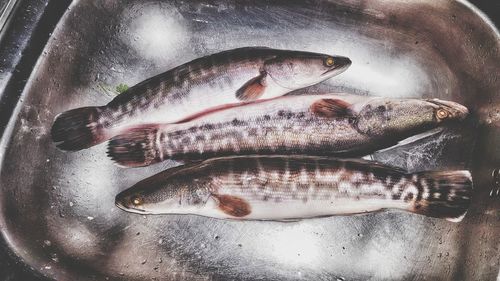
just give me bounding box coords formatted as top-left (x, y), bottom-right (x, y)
top-left (107, 94), bottom-right (468, 167)
top-left (115, 156), bottom-right (472, 222)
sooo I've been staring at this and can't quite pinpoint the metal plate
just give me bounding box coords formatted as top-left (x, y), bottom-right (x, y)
top-left (0, 0), bottom-right (499, 280)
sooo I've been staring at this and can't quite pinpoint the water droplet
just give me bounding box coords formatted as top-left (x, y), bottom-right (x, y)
top-left (50, 253), bottom-right (59, 263)
top-left (43, 240), bottom-right (51, 247)
top-left (141, 259), bottom-right (147, 265)
top-left (69, 202), bottom-right (73, 207)
top-left (492, 169), bottom-right (500, 183)
top-left (87, 216), bottom-right (94, 221)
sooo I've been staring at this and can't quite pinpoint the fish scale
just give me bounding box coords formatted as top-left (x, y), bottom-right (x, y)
top-left (115, 156), bottom-right (473, 222)
top-left (163, 111), bottom-right (352, 156)
top-left (225, 158), bottom-right (402, 202)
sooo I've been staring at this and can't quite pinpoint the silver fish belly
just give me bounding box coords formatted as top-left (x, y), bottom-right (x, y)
top-left (115, 156), bottom-right (472, 222)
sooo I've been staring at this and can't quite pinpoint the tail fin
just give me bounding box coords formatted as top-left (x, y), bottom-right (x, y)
top-left (51, 107), bottom-right (106, 151)
top-left (411, 170), bottom-right (472, 222)
top-left (107, 125), bottom-right (162, 168)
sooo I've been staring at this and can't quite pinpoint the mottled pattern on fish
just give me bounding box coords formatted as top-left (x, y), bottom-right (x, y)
top-left (157, 107), bottom-right (364, 158)
top-left (51, 47), bottom-right (352, 151)
top-left (107, 94), bottom-right (469, 167)
top-left (101, 48), bottom-right (277, 126)
top-left (115, 156), bottom-right (473, 222)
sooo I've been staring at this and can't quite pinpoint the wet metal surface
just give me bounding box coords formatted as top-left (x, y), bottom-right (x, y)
top-left (0, 0), bottom-right (499, 280)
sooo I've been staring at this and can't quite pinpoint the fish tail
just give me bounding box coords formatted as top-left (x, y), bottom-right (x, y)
top-left (51, 106), bottom-right (107, 151)
top-left (107, 125), bottom-right (162, 168)
top-left (411, 170), bottom-right (472, 222)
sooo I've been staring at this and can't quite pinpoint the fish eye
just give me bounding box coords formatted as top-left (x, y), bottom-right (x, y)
top-left (324, 57), bottom-right (335, 67)
top-left (436, 108), bottom-right (449, 119)
top-left (131, 195), bottom-right (143, 206)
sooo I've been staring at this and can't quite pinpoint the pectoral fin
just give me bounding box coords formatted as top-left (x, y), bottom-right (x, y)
top-left (310, 98), bottom-right (353, 118)
top-left (213, 194), bottom-right (251, 217)
top-left (236, 72), bottom-right (267, 101)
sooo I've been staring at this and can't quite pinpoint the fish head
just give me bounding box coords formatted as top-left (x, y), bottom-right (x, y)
top-left (355, 98), bottom-right (469, 137)
top-left (264, 51), bottom-right (351, 89)
top-left (115, 176), bottom-right (212, 215)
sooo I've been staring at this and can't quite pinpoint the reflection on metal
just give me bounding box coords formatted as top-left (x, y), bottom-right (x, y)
top-left (491, 168), bottom-right (500, 198)
top-left (0, 0), bottom-right (498, 280)
top-left (0, 0), bottom-right (18, 35)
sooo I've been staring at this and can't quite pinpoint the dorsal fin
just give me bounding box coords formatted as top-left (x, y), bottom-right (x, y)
top-left (310, 98), bottom-right (352, 118)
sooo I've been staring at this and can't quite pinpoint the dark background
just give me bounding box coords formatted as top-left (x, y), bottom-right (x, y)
top-left (0, 0), bottom-right (497, 280)
top-left (472, 0), bottom-right (500, 24)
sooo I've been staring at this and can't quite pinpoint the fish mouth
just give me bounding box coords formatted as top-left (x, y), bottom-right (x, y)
top-left (114, 199), bottom-right (128, 211)
top-left (426, 98), bottom-right (469, 120)
top-left (322, 56), bottom-right (352, 76)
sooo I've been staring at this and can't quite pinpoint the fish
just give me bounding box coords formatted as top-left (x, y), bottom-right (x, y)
top-left (115, 156), bottom-right (473, 222)
top-left (107, 94), bottom-right (469, 167)
top-left (51, 47), bottom-right (352, 151)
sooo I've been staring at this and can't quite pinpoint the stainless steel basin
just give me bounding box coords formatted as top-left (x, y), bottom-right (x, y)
top-left (0, 0), bottom-right (499, 280)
